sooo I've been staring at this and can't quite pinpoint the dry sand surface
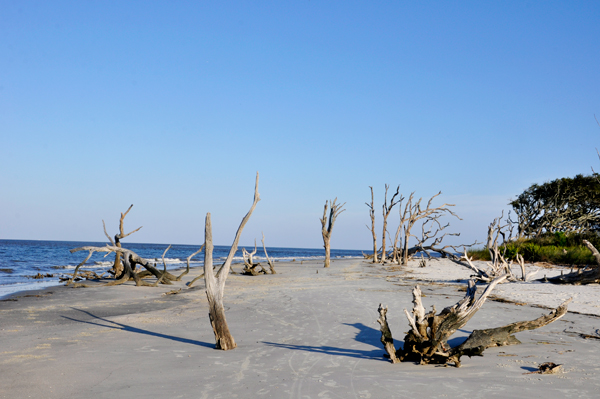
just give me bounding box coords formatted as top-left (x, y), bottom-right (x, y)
top-left (2, 258), bottom-right (600, 398)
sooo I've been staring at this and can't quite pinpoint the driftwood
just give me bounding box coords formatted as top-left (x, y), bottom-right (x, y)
top-left (377, 276), bottom-right (570, 367)
top-left (544, 239), bottom-right (600, 284)
top-left (262, 233), bottom-right (276, 274)
top-left (102, 205), bottom-right (142, 278)
top-left (321, 198), bottom-right (345, 268)
top-left (176, 244), bottom-right (204, 281)
top-left (69, 245), bottom-right (177, 287)
top-left (204, 172), bottom-right (260, 350)
top-left (241, 234), bottom-right (277, 275)
top-left (451, 213), bottom-right (538, 283)
top-left (242, 241), bottom-right (261, 274)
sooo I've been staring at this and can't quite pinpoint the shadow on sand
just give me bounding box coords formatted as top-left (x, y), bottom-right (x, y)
top-left (263, 322), bottom-right (393, 362)
top-left (62, 307), bottom-right (214, 348)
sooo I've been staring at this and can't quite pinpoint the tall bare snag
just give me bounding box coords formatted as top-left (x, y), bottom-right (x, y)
top-left (381, 185), bottom-right (401, 263)
top-left (204, 173), bottom-right (260, 350)
top-left (366, 187), bottom-right (378, 263)
top-left (321, 198), bottom-right (346, 268)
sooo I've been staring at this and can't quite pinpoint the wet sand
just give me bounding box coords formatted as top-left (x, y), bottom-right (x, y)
top-left (1, 258), bottom-right (600, 398)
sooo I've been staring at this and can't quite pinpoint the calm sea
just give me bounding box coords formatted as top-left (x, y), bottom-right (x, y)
top-left (0, 239), bottom-right (365, 299)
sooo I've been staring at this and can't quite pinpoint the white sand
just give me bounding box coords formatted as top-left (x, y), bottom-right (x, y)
top-left (1, 258), bottom-right (600, 398)
top-left (403, 258), bottom-right (600, 316)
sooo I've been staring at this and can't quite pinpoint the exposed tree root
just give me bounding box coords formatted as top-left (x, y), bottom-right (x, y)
top-left (377, 277), bottom-right (570, 367)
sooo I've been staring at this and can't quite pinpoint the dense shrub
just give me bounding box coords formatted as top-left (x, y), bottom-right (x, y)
top-left (468, 232), bottom-right (598, 265)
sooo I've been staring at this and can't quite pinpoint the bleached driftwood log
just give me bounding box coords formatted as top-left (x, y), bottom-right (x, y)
top-left (377, 276), bottom-right (570, 367)
top-left (204, 172), bottom-right (260, 350)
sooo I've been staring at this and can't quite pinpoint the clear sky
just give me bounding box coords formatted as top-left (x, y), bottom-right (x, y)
top-left (1, 1), bottom-right (599, 250)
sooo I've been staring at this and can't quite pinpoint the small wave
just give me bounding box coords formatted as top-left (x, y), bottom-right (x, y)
top-left (148, 258), bottom-right (185, 265)
top-left (62, 264), bottom-right (109, 270)
top-left (94, 261), bottom-right (113, 266)
top-left (0, 268), bottom-right (14, 274)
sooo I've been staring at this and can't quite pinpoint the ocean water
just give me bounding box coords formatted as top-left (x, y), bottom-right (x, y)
top-left (0, 239), bottom-right (365, 299)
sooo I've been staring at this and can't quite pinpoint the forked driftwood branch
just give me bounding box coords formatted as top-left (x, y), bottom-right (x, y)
top-left (103, 205), bottom-right (143, 278)
top-left (204, 172), bottom-right (260, 350)
top-left (377, 276), bottom-right (570, 367)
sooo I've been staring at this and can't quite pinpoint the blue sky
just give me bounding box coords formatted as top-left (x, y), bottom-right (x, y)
top-left (1, 1), bottom-right (599, 250)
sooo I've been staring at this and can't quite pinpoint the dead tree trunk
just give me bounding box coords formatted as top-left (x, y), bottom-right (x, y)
top-left (381, 185), bottom-right (401, 264)
top-left (392, 193), bottom-right (411, 264)
top-left (102, 204), bottom-right (142, 278)
top-left (377, 277), bottom-right (571, 367)
top-left (204, 172), bottom-right (260, 350)
top-left (320, 198), bottom-right (345, 268)
top-left (366, 187), bottom-right (378, 263)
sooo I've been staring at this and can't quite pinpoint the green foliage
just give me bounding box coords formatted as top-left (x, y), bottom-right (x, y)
top-left (468, 232), bottom-right (598, 265)
top-left (554, 231), bottom-right (567, 247)
top-left (510, 174), bottom-right (600, 237)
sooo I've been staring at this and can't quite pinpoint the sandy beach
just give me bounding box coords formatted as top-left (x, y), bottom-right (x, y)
top-left (2, 258), bottom-right (600, 398)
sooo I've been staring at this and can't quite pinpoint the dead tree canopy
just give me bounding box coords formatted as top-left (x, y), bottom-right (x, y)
top-left (367, 187), bottom-right (467, 265)
top-left (400, 191), bottom-right (462, 265)
top-left (377, 276), bottom-right (570, 367)
top-left (204, 172), bottom-right (260, 350)
top-left (321, 198), bottom-right (345, 268)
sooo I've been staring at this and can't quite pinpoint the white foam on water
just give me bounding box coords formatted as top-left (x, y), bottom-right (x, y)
top-left (0, 280), bottom-right (62, 300)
